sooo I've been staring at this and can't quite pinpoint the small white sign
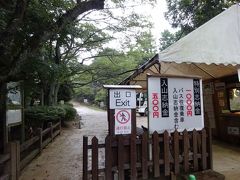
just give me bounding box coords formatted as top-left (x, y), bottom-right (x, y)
top-left (228, 127), bottom-right (239, 135)
top-left (109, 89), bottom-right (136, 109)
top-left (7, 110), bottom-right (22, 126)
top-left (115, 109), bottom-right (131, 134)
top-left (7, 82), bottom-right (21, 105)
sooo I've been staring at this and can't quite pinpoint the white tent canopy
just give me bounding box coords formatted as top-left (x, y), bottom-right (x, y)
top-left (159, 4), bottom-right (240, 80)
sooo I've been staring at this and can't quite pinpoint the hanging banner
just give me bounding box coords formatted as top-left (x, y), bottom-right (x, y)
top-left (115, 109), bottom-right (131, 135)
top-left (148, 76), bottom-right (204, 133)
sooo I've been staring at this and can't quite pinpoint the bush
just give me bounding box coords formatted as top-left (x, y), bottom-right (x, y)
top-left (25, 104), bottom-right (77, 130)
top-left (25, 106), bottom-right (66, 128)
top-left (64, 102), bottom-right (74, 107)
top-left (25, 106), bottom-right (66, 121)
top-left (60, 104), bottom-right (77, 121)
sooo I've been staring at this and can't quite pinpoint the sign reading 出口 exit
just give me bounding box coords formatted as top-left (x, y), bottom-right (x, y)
top-left (109, 89), bottom-right (136, 109)
top-left (104, 84), bottom-right (141, 136)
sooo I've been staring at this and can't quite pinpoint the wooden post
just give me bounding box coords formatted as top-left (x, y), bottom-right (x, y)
top-left (141, 132), bottom-right (148, 179)
top-left (108, 110), bottom-right (115, 136)
top-left (9, 141), bottom-right (20, 180)
top-left (59, 120), bottom-right (61, 135)
top-left (48, 122), bottom-right (53, 142)
top-left (37, 128), bottom-right (42, 153)
top-left (183, 130), bottom-right (189, 173)
top-left (131, 109), bottom-right (136, 136)
top-left (201, 129), bottom-right (207, 170)
top-left (83, 136), bottom-right (88, 180)
top-left (105, 136), bottom-right (112, 180)
top-left (118, 135), bottom-right (124, 180)
top-left (193, 129), bottom-right (198, 171)
top-left (92, 137), bottom-right (98, 180)
top-left (21, 84), bottom-right (25, 143)
top-left (173, 130), bottom-right (179, 174)
top-left (206, 127), bottom-right (213, 169)
top-left (16, 142), bottom-right (20, 178)
top-left (130, 134), bottom-right (137, 180)
top-left (152, 131), bottom-right (160, 177)
top-left (0, 83), bottom-right (7, 153)
top-left (164, 131), bottom-right (170, 176)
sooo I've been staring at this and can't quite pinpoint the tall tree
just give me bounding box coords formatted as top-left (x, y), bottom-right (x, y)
top-left (0, 0), bottom-right (156, 152)
top-left (0, 0), bottom-right (105, 84)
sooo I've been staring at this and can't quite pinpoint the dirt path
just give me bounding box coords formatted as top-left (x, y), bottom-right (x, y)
top-left (20, 103), bottom-right (108, 180)
top-left (213, 141), bottom-right (240, 180)
top-left (20, 103), bottom-right (240, 180)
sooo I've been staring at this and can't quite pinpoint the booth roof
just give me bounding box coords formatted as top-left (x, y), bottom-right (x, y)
top-left (158, 4), bottom-right (240, 80)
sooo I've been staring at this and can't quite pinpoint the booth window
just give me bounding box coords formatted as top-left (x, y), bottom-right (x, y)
top-left (228, 88), bottom-right (240, 111)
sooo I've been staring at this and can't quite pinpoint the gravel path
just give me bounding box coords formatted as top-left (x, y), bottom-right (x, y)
top-left (20, 103), bottom-right (108, 180)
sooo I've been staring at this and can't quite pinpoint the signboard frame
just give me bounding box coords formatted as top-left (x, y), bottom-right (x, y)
top-left (6, 81), bottom-right (24, 127)
top-left (109, 89), bottom-right (136, 109)
top-left (103, 85), bottom-right (141, 136)
top-left (147, 74), bottom-right (204, 133)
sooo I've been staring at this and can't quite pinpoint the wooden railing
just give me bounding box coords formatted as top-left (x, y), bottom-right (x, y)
top-left (83, 128), bottom-right (212, 180)
top-left (0, 121), bottom-right (61, 180)
top-left (0, 150), bottom-right (11, 180)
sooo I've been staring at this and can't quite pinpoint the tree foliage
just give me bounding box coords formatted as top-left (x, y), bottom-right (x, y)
top-left (165, 0), bottom-right (237, 34)
top-left (0, 0), bottom-right (157, 152)
top-left (159, 30), bottom-right (184, 51)
top-left (0, 0), bottom-right (157, 106)
top-left (74, 30), bottom-right (157, 104)
top-left (0, 0), bottom-right (105, 83)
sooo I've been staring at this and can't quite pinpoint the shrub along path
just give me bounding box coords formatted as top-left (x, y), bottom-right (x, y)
top-left (20, 102), bottom-right (108, 180)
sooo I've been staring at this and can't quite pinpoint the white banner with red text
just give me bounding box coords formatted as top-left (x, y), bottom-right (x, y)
top-left (148, 76), bottom-right (204, 133)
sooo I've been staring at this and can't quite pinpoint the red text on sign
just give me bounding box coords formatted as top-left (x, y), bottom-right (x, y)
top-left (186, 90), bottom-right (192, 116)
top-left (152, 93), bottom-right (159, 118)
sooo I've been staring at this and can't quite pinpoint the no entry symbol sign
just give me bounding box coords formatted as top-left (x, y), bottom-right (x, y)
top-left (115, 109), bottom-right (131, 135)
top-left (116, 110), bottom-right (130, 124)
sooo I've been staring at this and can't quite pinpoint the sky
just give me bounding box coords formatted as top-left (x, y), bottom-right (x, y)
top-left (138, 0), bottom-right (175, 42)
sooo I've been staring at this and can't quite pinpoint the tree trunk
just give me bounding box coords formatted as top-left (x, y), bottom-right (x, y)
top-left (54, 83), bottom-right (60, 105)
top-left (48, 82), bottom-right (56, 106)
top-left (0, 83), bottom-right (7, 153)
top-left (41, 88), bottom-right (44, 106)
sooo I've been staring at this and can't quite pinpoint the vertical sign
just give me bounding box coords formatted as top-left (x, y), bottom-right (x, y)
top-left (193, 79), bottom-right (201, 115)
top-left (161, 78), bottom-right (169, 117)
top-left (115, 109), bottom-right (131, 134)
top-left (148, 76), bottom-right (204, 133)
top-left (107, 87), bottom-right (138, 135)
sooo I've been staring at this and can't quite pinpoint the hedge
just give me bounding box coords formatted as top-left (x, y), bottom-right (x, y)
top-left (60, 104), bottom-right (77, 121)
top-left (25, 106), bottom-right (66, 122)
top-left (25, 104), bottom-right (77, 126)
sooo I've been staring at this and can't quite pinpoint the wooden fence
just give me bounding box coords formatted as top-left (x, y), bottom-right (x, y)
top-left (83, 128), bottom-right (212, 180)
top-left (0, 121), bottom-right (61, 180)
